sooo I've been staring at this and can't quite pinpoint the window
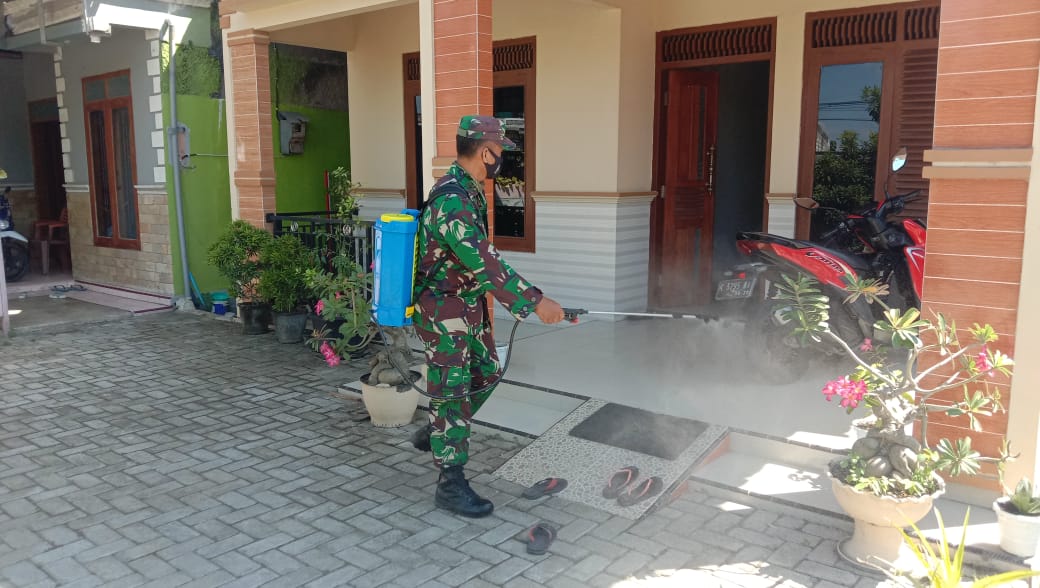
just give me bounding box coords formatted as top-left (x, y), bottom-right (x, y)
top-left (491, 38), bottom-right (536, 252)
top-left (797, 2), bottom-right (939, 239)
top-left (402, 38), bottom-right (537, 252)
top-left (83, 70), bottom-right (139, 249)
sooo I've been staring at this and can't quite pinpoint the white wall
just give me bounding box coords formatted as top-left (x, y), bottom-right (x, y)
top-left (346, 4), bottom-right (419, 192)
top-left (494, 0), bottom-right (622, 193)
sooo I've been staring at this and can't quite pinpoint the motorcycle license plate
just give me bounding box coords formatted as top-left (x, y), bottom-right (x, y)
top-left (715, 278), bottom-right (756, 300)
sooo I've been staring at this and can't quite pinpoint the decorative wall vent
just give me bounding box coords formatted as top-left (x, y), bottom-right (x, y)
top-left (661, 23), bottom-right (774, 63)
top-left (905, 5), bottom-right (940, 41)
top-left (406, 56), bottom-right (420, 81)
top-left (494, 41), bottom-right (534, 72)
top-left (811, 11), bottom-right (898, 48)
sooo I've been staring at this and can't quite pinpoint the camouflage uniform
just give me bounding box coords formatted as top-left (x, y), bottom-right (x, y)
top-left (413, 120), bottom-right (542, 468)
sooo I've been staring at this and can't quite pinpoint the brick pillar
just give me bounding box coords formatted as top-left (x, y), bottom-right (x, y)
top-left (921, 0), bottom-right (1040, 485)
top-left (227, 29), bottom-right (276, 229)
top-left (432, 0), bottom-right (493, 174)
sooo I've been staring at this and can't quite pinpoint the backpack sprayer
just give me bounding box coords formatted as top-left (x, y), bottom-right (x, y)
top-left (370, 209), bottom-right (718, 400)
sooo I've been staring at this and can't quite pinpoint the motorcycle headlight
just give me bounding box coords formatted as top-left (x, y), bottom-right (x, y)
top-left (0, 219), bottom-right (9, 230)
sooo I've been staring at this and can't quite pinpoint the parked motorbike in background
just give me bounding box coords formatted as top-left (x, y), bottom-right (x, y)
top-left (715, 148), bottom-right (926, 383)
top-left (1, 186), bottom-right (31, 282)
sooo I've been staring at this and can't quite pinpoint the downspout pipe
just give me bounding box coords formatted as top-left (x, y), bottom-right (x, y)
top-left (162, 20), bottom-right (192, 302)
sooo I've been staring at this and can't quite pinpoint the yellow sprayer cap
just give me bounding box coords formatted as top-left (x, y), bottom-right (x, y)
top-left (405, 306), bottom-right (415, 318)
top-left (381, 213), bottom-right (415, 223)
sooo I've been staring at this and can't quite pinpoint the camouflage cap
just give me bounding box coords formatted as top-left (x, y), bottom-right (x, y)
top-left (457, 115), bottom-right (517, 150)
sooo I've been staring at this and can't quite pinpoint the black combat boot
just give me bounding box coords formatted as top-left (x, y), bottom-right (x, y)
top-left (410, 423), bottom-right (433, 452)
top-left (435, 465), bottom-right (494, 518)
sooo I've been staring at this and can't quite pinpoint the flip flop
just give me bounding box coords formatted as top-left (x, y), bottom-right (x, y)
top-left (617, 476), bottom-right (664, 507)
top-left (522, 478), bottom-right (568, 500)
top-left (602, 466), bottom-right (640, 499)
top-left (51, 285), bottom-right (68, 293)
top-left (525, 523), bottom-right (557, 555)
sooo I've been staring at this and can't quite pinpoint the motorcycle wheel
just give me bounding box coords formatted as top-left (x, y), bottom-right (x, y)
top-left (3, 240), bottom-right (29, 282)
top-left (743, 299), bottom-right (810, 385)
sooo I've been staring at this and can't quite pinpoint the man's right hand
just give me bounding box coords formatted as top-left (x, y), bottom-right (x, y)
top-left (534, 297), bottom-right (566, 325)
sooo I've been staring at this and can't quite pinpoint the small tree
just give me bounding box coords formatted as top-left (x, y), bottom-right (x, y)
top-left (207, 220), bottom-right (274, 301)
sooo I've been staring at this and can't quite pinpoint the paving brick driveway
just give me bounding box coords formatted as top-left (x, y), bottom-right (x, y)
top-left (0, 313), bottom-right (904, 587)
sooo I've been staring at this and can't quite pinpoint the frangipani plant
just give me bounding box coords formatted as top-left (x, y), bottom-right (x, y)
top-left (777, 274), bottom-right (1014, 498)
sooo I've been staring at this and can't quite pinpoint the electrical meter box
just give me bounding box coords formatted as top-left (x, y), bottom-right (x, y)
top-left (277, 111), bottom-right (309, 155)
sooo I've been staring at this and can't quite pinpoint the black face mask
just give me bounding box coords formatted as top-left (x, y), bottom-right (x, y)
top-left (484, 148), bottom-right (504, 179)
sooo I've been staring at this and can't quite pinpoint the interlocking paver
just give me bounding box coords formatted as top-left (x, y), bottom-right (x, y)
top-left (0, 313), bottom-right (1010, 588)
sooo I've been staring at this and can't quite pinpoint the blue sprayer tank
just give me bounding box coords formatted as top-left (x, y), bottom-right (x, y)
top-left (372, 209), bottom-right (421, 327)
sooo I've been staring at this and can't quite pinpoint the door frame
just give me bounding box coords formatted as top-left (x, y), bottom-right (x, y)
top-left (651, 18), bottom-right (777, 308)
top-left (795, 0), bottom-right (940, 239)
top-left (403, 53), bottom-right (422, 209)
top-left (27, 98), bottom-right (64, 222)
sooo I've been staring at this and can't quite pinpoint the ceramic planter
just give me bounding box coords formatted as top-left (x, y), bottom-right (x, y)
top-left (360, 371), bottom-right (422, 428)
top-left (828, 469), bottom-right (943, 572)
top-left (994, 497), bottom-right (1040, 558)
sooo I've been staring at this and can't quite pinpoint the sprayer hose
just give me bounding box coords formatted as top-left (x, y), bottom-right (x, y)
top-left (373, 318), bottom-right (523, 400)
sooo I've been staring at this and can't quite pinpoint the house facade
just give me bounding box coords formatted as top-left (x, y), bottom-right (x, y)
top-left (1, 0), bottom-right (217, 296)
top-left (219, 0), bottom-right (1040, 485)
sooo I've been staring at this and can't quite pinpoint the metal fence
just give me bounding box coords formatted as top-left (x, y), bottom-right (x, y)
top-left (265, 211), bottom-right (375, 273)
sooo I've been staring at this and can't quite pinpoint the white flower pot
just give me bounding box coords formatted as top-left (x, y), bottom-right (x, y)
top-left (360, 371), bottom-right (422, 428)
top-left (994, 498), bottom-right (1040, 558)
top-left (829, 471), bottom-right (942, 573)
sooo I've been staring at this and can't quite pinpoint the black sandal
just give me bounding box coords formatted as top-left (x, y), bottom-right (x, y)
top-left (617, 476), bottom-right (663, 507)
top-left (525, 523), bottom-right (557, 555)
top-left (522, 478), bottom-right (568, 500)
top-left (602, 466), bottom-right (640, 499)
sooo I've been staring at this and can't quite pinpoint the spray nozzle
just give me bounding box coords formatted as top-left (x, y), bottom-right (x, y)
top-left (562, 308), bottom-right (587, 324)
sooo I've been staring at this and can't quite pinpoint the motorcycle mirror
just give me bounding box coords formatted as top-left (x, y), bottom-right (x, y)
top-left (793, 197), bottom-right (820, 210)
top-left (891, 147), bottom-right (908, 173)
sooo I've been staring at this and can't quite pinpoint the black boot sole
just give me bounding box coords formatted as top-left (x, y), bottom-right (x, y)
top-left (435, 497), bottom-right (495, 518)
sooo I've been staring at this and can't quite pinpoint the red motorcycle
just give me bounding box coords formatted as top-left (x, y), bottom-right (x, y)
top-left (716, 149), bottom-right (926, 382)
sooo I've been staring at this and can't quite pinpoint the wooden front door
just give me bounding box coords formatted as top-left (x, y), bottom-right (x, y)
top-left (658, 69), bottom-right (719, 308)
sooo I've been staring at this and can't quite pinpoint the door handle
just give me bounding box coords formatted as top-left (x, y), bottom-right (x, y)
top-left (707, 145), bottom-right (717, 193)
top-left (660, 186), bottom-right (666, 200)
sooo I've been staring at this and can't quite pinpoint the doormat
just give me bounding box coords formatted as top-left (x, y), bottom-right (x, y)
top-left (569, 403), bottom-right (708, 460)
top-left (495, 399), bottom-right (727, 520)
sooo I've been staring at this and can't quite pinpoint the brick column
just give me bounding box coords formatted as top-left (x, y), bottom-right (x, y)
top-left (432, 0), bottom-right (493, 174)
top-left (921, 0), bottom-right (1040, 485)
top-left (227, 29), bottom-right (276, 228)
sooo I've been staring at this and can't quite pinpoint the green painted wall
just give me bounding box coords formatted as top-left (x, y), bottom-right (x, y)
top-left (163, 94), bottom-right (232, 296)
top-left (273, 104), bottom-right (351, 213)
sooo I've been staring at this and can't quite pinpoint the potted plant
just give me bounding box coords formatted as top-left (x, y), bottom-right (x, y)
top-left (994, 477), bottom-right (1040, 558)
top-left (360, 324), bottom-right (422, 428)
top-left (883, 508), bottom-right (1040, 586)
top-left (258, 234), bottom-right (313, 344)
top-left (777, 274), bottom-right (1014, 572)
top-left (305, 177), bottom-right (374, 359)
top-left (305, 267), bottom-right (374, 359)
top-left (207, 220), bottom-right (274, 335)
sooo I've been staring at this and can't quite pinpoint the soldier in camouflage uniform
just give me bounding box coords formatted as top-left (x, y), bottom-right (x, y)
top-left (409, 115), bottom-right (565, 518)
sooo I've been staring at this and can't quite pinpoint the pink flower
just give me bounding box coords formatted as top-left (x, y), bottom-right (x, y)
top-left (859, 339), bottom-right (873, 352)
top-left (822, 376), bottom-right (867, 409)
top-left (320, 341), bottom-right (340, 367)
top-left (314, 300), bottom-right (324, 315)
top-left (334, 292), bottom-right (342, 300)
top-left (976, 348), bottom-right (995, 377)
